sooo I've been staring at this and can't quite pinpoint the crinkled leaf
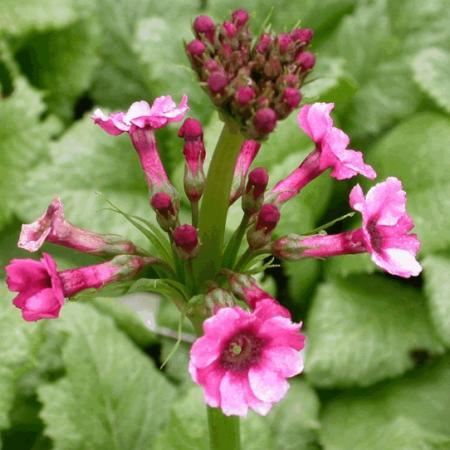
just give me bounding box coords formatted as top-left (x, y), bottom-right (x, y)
top-left (152, 386), bottom-right (276, 450)
top-left (305, 275), bottom-right (444, 388)
top-left (320, 355), bottom-right (450, 449)
top-left (367, 112), bottom-right (450, 253)
top-left (324, 252), bottom-right (376, 278)
top-left (284, 260), bottom-right (321, 309)
top-left (423, 255), bottom-right (450, 347)
top-left (38, 302), bottom-right (175, 450)
top-left (0, 78), bottom-right (60, 228)
top-left (16, 116), bottom-right (153, 246)
top-left (413, 47), bottom-right (450, 114)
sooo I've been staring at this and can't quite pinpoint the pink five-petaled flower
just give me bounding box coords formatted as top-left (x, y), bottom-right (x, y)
top-left (6, 254), bottom-right (155, 321)
top-left (92, 96), bottom-right (188, 196)
top-left (18, 198), bottom-right (139, 256)
top-left (350, 177), bottom-right (422, 278)
top-left (270, 102), bottom-right (376, 204)
top-left (189, 301), bottom-right (304, 416)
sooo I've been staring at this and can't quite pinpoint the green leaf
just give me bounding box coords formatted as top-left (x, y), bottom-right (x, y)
top-left (0, 77), bottom-right (60, 228)
top-left (0, 283), bottom-right (42, 434)
top-left (305, 275), bottom-right (444, 388)
top-left (423, 255), bottom-right (450, 347)
top-left (15, 20), bottom-right (100, 120)
top-left (16, 116), bottom-right (153, 246)
top-left (0, 0), bottom-right (77, 35)
top-left (153, 386), bottom-right (276, 450)
top-left (324, 252), bottom-right (376, 278)
top-left (269, 379), bottom-right (321, 450)
top-left (284, 260), bottom-right (321, 308)
top-left (38, 302), bottom-right (175, 450)
top-left (320, 354), bottom-right (450, 449)
top-left (413, 47), bottom-right (450, 114)
top-left (367, 112), bottom-right (450, 253)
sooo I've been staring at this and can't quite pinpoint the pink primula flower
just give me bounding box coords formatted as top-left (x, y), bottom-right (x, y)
top-left (350, 177), bottom-right (422, 278)
top-left (189, 301), bottom-right (304, 416)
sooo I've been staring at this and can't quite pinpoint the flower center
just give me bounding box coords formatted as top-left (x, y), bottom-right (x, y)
top-left (367, 220), bottom-right (383, 252)
top-left (220, 331), bottom-right (263, 372)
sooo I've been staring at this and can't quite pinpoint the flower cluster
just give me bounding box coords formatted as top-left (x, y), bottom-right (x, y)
top-left (4, 8), bottom-right (422, 420)
top-left (186, 9), bottom-right (315, 139)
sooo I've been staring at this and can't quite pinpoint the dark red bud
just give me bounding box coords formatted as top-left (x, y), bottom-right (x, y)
top-left (283, 88), bottom-right (302, 108)
top-left (193, 15), bottom-right (215, 35)
top-left (186, 39), bottom-right (206, 57)
top-left (291, 28), bottom-right (314, 44)
top-left (297, 51), bottom-right (316, 70)
top-left (277, 33), bottom-right (293, 53)
top-left (248, 167), bottom-right (269, 197)
top-left (204, 59), bottom-right (219, 72)
top-left (253, 107), bottom-right (277, 135)
top-left (173, 225), bottom-right (199, 252)
top-left (178, 118), bottom-right (203, 139)
top-left (236, 86), bottom-right (255, 106)
top-left (151, 192), bottom-right (174, 217)
top-left (281, 74), bottom-right (299, 87)
top-left (231, 9), bottom-right (249, 29)
top-left (208, 71), bottom-right (228, 93)
top-left (256, 33), bottom-right (272, 53)
top-left (223, 21), bottom-right (237, 38)
top-left (256, 204), bottom-right (280, 232)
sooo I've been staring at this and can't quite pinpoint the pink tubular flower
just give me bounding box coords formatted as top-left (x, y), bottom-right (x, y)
top-left (189, 301), bottom-right (304, 416)
top-left (92, 95), bottom-right (188, 196)
top-left (18, 198), bottom-right (139, 256)
top-left (230, 140), bottom-right (261, 204)
top-left (273, 177), bottom-right (421, 278)
top-left (349, 177), bottom-right (422, 278)
top-left (270, 102), bottom-right (376, 204)
top-left (6, 254), bottom-right (155, 321)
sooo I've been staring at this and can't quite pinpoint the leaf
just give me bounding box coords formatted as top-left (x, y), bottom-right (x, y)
top-left (38, 302), bottom-right (175, 450)
top-left (324, 253), bottom-right (376, 278)
top-left (305, 275), bottom-right (444, 388)
top-left (320, 354), bottom-right (450, 449)
top-left (152, 386), bottom-right (276, 450)
top-left (15, 20), bottom-right (100, 120)
top-left (413, 47), bottom-right (450, 114)
top-left (423, 255), bottom-right (450, 347)
top-left (15, 116), bottom-right (153, 246)
top-left (0, 77), bottom-right (60, 228)
top-left (366, 112), bottom-right (450, 253)
top-left (284, 260), bottom-right (321, 309)
top-left (269, 379), bottom-right (321, 450)
top-left (0, 283), bottom-right (42, 434)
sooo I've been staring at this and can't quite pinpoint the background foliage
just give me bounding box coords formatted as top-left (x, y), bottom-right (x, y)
top-left (1, 0), bottom-right (449, 448)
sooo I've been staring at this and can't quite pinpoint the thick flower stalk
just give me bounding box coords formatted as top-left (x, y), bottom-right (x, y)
top-left (4, 8), bottom-right (424, 450)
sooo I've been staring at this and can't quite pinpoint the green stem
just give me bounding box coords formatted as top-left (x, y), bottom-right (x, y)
top-left (194, 123), bottom-right (245, 286)
top-left (207, 408), bottom-right (241, 450)
top-left (222, 214), bottom-right (250, 268)
top-left (191, 200), bottom-right (199, 228)
top-left (235, 247), bottom-right (254, 271)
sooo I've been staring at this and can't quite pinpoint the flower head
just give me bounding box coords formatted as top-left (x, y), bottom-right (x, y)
top-left (189, 301), bottom-right (304, 416)
top-left (349, 177), bottom-right (422, 278)
top-left (5, 254), bottom-right (64, 321)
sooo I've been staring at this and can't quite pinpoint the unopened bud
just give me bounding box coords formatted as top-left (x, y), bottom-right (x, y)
top-left (151, 192), bottom-right (178, 231)
top-left (223, 21), bottom-right (237, 39)
top-left (277, 33), bottom-right (293, 54)
top-left (247, 204), bottom-right (280, 249)
top-left (256, 33), bottom-right (272, 53)
top-left (242, 167), bottom-right (269, 214)
top-left (291, 28), bottom-right (314, 44)
top-left (297, 51), bottom-right (316, 71)
top-left (236, 86), bottom-right (255, 106)
top-left (253, 107), bottom-right (277, 136)
top-left (193, 15), bottom-right (216, 43)
top-left (173, 225), bottom-right (199, 259)
top-left (231, 9), bottom-right (249, 30)
top-left (283, 87), bottom-right (302, 109)
top-left (208, 71), bottom-right (228, 94)
top-left (186, 39), bottom-right (206, 58)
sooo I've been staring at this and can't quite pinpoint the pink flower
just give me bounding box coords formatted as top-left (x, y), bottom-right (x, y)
top-left (189, 301), bottom-right (304, 416)
top-left (18, 198), bottom-right (138, 256)
top-left (230, 140), bottom-right (261, 204)
top-left (6, 254), bottom-right (156, 321)
top-left (92, 96), bottom-right (188, 196)
top-left (270, 102), bottom-right (375, 204)
top-left (349, 177), bottom-right (422, 278)
top-left (5, 254), bottom-right (64, 321)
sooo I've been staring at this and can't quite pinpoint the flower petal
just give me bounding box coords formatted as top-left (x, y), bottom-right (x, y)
top-left (261, 346), bottom-right (304, 378)
top-left (249, 364), bottom-right (290, 403)
top-left (219, 372), bottom-right (249, 416)
top-left (298, 103), bottom-right (334, 142)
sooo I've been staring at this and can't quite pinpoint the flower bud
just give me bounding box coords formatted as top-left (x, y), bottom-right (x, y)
top-left (296, 51), bottom-right (316, 71)
top-left (173, 225), bottom-right (199, 259)
top-left (186, 39), bottom-right (207, 58)
top-left (223, 21), bottom-right (237, 39)
top-left (253, 107), bottom-right (277, 136)
top-left (283, 88), bottom-right (302, 109)
top-left (151, 192), bottom-right (179, 231)
top-left (208, 71), bottom-right (228, 94)
top-left (231, 9), bottom-right (249, 30)
top-left (247, 204), bottom-right (280, 249)
top-left (291, 28), bottom-right (314, 44)
top-left (205, 287), bottom-right (235, 312)
top-left (193, 15), bottom-right (216, 43)
top-left (235, 86), bottom-right (255, 106)
top-left (242, 167), bottom-right (269, 215)
top-left (178, 118), bottom-right (206, 202)
top-left (277, 33), bottom-right (293, 54)
top-left (255, 33), bottom-right (272, 53)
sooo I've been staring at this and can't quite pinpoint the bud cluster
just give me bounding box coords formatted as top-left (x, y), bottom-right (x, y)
top-left (186, 9), bottom-right (315, 139)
